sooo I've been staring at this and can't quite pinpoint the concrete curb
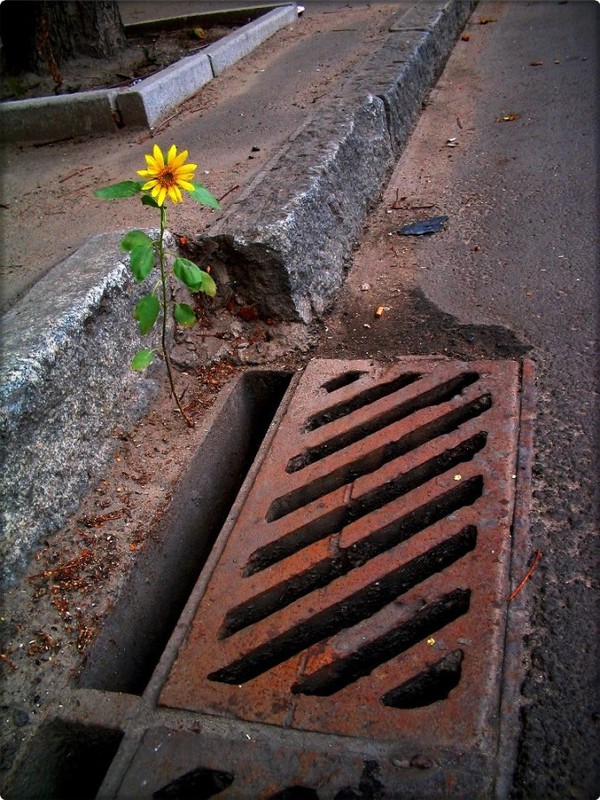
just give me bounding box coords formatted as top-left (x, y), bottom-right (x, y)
top-left (196, 0), bottom-right (477, 323)
top-left (0, 5), bottom-right (298, 142)
top-left (0, 232), bottom-right (162, 585)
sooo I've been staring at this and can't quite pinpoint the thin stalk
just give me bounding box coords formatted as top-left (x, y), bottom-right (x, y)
top-left (158, 205), bottom-right (195, 427)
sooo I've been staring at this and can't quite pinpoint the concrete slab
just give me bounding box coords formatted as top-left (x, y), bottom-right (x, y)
top-left (116, 52), bottom-right (214, 129)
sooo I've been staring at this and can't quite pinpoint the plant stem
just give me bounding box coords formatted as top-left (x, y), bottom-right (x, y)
top-left (158, 205), bottom-right (195, 427)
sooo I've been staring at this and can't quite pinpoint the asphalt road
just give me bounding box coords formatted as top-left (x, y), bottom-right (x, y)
top-left (338, 2), bottom-right (599, 796)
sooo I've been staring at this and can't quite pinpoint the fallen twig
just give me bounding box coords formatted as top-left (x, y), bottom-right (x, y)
top-left (508, 549), bottom-right (543, 601)
top-left (139, 108), bottom-right (185, 142)
top-left (59, 165), bottom-right (93, 183)
top-left (218, 184), bottom-right (240, 203)
top-left (390, 188), bottom-right (436, 211)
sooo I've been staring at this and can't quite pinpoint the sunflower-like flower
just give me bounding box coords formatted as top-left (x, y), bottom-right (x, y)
top-left (137, 144), bottom-right (197, 206)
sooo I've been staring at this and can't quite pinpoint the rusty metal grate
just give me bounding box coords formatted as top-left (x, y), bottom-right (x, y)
top-left (159, 358), bottom-right (522, 753)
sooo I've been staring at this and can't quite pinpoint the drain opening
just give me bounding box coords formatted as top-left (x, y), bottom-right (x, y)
top-left (230, 480), bottom-right (482, 637)
top-left (77, 371), bottom-right (292, 695)
top-left (228, 467), bottom-right (483, 638)
top-left (305, 371), bottom-right (421, 431)
top-left (287, 371), bottom-right (481, 473)
top-left (265, 428), bottom-right (486, 571)
top-left (209, 525), bottom-right (477, 685)
top-left (292, 591), bottom-right (470, 696)
top-left (321, 370), bottom-right (366, 394)
top-left (268, 390), bottom-right (491, 524)
top-left (153, 766), bottom-right (234, 799)
top-left (6, 720), bottom-right (123, 800)
top-left (381, 649), bottom-right (464, 708)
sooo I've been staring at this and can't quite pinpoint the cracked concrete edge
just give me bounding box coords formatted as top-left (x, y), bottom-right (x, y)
top-left (0, 232), bottom-right (162, 586)
top-left (0, 5), bottom-right (299, 142)
top-left (194, 0), bottom-right (477, 323)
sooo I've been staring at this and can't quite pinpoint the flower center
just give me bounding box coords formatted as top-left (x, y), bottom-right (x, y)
top-left (160, 167), bottom-right (176, 187)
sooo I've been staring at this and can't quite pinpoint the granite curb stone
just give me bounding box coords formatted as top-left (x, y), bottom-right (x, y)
top-left (0, 232), bottom-right (162, 585)
top-left (0, 5), bottom-right (299, 142)
top-left (194, 0), bottom-right (477, 323)
top-left (202, 93), bottom-right (395, 323)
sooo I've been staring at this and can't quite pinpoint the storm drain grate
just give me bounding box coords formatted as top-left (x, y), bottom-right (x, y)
top-left (159, 358), bottom-right (522, 752)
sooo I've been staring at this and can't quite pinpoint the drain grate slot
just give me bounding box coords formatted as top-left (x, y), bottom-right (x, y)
top-left (321, 369), bottom-right (366, 393)
top-left (153, 767), bottom-right (234, 799)
top-left (287, 371), bottom-right (481, 473)
top-left (305, 371), bottom-right (421, 431)
top-left (268, 391), bottom-right (491, 523)
top-left (228, 469), bottom-right (483, 635)
top-left (292, 590), bottom-right (470, 696)
top-left (209, 525), bottom-right (476, 684)
top-left (259, 424), bottom-right (487, 570)
top-left (381, 649), bottom-right (464, 709)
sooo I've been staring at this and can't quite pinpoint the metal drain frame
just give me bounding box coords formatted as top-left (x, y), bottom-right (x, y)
top-left (123, 357), bottom-right (534, 799)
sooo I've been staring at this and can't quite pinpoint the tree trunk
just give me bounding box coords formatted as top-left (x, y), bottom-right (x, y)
top-left (1, 1), bottom-right (126, 81)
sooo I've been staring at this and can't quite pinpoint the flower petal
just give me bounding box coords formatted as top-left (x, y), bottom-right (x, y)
top-left (177, 161), bottom-right (197, 171)
top-left (167, 185), bottom-right (180, 204)
top-left (152, 144), bottom-right (165, 167)
top-left (179, 179), bottom-right (195, 192)
top-left (167, 144), bottom-right (177, 164)
top-left (141, 179), bottom-right (158, 190)
top-left (157, 186), bottom-right (168, 206)
top-left (170, 149), bottom-right (189, 169)
top-left (144, 153), bottom-right (160, 171)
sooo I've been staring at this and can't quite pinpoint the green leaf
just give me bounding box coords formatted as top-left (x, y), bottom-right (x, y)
top-left (94, 180), bottom-right (145, 199)
top-left (120, 229), bottom-right (153, 252)
top-left (141, 194), bottom-right (160, 208)
top-left (174, 302), bottom-right (196, 327)
top-left (172, 257), bottom-right (204, 290)
top-left (196, 269), bottom-right (217, 297)
top-left (131, 349), bottom-right (155, 371)
top-left (129, 245), bottom-right (155, 282)
top-left (134, 293), bottom-right (160, 334)
top-left (187, 183), bottom-right (221, 210)
top-left (173, 257), bottom-right (216, 296)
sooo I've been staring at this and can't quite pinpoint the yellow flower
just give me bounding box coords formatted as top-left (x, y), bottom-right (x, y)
top-left (137, 144), bottom-right (197, 206)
